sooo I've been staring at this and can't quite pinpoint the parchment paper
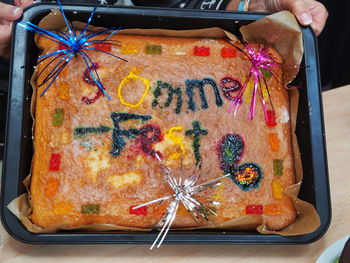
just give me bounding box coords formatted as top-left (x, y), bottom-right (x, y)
top-left (8, 9), bottom-right (320, 235)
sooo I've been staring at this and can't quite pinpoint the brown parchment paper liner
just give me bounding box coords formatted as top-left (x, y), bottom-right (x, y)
top-left (7, 9), bottom-right (320, 235)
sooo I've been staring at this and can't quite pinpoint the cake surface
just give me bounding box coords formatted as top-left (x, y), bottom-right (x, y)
top-left (31, 32), bottom-right (296, 230)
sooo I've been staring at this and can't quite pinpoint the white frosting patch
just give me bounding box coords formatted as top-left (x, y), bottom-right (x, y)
top-left (83, 149), bottom-right (111, 182)
top-left (107, 172), bottom-right (142, 189)
top-left (175, 51), bottom-right (187, 55)
top-left (279, 107), bottom-right (290, 123)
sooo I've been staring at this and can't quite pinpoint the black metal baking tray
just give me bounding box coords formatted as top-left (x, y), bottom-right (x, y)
top-left (1, 3), bottom-right (331, 244)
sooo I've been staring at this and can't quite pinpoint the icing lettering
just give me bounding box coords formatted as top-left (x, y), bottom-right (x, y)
top-left (152, 81), bottom-right (183, 114)
top-left (186, 78), bottom-right (223, 112)
top-left (110, 113), bottom-right (152, 157)
top-left (139, 124), bottom-right (163, 159)
top-left (185, 121), bottom-right (208, 165)
top-left (118, 71), bottom-right (150, 108)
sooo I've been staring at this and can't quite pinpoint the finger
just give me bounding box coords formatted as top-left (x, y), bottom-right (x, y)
top-left (280, 0), bottom-right (313, 26)
top-left (0, 23), bottom-right (12, 45)
top-left (14, 0), bottom-right (22, 6)
top-left (0, 24), bottom-right (12, 57)
top-left (16, 0), bottom-right (34, 8)
top-left (0, 2), bottom-right (23, 21)
top-left (307, 2), bottom-right (328, 36)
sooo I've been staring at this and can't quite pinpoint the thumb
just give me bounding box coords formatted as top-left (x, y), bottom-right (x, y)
top-left (0, 2), bottom-right (23, 21)
top-left (279, 0), bottom-right (313, 26)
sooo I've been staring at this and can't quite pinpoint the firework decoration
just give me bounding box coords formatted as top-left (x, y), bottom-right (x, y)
top-left (227, 41), bottom-right (284, 123)
top-left (18, 0), bottom-right (126, 98)
top-left (132, 153), bottom-right (230, 249)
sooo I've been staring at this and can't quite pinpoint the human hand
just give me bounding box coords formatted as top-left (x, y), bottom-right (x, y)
top-left (263, 0), bottom-right (328, 36)
top-left (0, 0), bottom-right (34, 58)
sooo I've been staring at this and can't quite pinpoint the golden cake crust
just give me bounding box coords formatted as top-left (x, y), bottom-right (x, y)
top-left (31, 33), bottom-right (296, 231)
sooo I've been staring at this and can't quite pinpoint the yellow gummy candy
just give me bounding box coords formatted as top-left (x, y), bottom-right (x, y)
top-left (272, 180), bottom-right (284, 200)
top-left (261, 82), bottom-right (270, 103)
top-left (121, 44), bottom-right (139, 54)
top-left (242, 79), bottom-right (270, 104)
top-left (243, 80), bottom-right (254, 104)
top-left (53, 202), bottom-right (73, 214)
top-left (58, 81), bottom-right (70, 100)
top-left (210, 180), bottom-right (226, 202)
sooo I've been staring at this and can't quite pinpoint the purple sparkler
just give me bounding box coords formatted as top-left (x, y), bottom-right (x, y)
top-left (227, 41), bottom-right (284, 122)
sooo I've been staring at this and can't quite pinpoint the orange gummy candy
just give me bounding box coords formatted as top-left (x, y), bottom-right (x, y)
top-left (268, 133), bottom-right (280, 152)
top-left (45, 178), bottom-right (59, 198)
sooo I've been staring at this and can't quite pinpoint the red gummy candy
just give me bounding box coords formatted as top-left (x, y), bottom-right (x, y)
top-left (93, 43), bottom-right (112, 52)
top-left (49, 153), bottom-right (61, 171)
top-left (58, 42), bottom-right (68, 50)
top-left (246, 204), bottom-right (263, 215)
top-left (194, 46), bottom-right (210, 56)
top-left (266, 110), bottom-right (277, 127)
top-left (221, 47), bottom-right (236, 58)
top-left (129, 205), bottom-right (148, 216)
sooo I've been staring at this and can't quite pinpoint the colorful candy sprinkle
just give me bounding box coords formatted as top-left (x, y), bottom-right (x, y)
top-left (221, 46), bottom-right (236, 58)
top-left (130, 205), bottom-right (148, 216)
top-left (272, 180), bottom-right (284, 200)
top-left (45, 178), bottom-right (59, 198)
top-left (194, 46), bottom-right (210, 56)
top-left (52, 108), bottom-right (64, 127)
top-left (49, 153), bottom-right (61, 171)
top-left (246, 204), bottom-right (263, 215)
top-left (81, 204), bottom-right (100, 214)
top-left (273, 159), bottom-right (284, 176)
top-left (264, 203), bottom-right (282, 215)
top-left (145, 44), bottom-right (162, 54)
top-left (217, 134), bottom-right (244, 172)
top-left (230, 163), bottom-right (262, 191)
top-left (268, 133), bottom-right (280, 152)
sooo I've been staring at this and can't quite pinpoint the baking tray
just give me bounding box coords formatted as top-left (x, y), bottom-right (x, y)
top-left (1, 3), bottom-right (331, 244)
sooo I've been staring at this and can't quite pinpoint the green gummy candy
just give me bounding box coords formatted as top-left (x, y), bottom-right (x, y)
top-left (52, 108), bottom-right (64, 127)
top-left (273, 159), bottom-right (283, 176)
top-left (81, 204), bottom-right (100, 214)
top-left (145, 44), bottom-right (162, 54)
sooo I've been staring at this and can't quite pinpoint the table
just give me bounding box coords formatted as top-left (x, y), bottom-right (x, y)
top-left (1, 86), bottom-right (349, 263)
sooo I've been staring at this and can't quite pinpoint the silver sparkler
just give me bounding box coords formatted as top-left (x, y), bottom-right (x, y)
top-left (132, 153), bottom-right (230, 249)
